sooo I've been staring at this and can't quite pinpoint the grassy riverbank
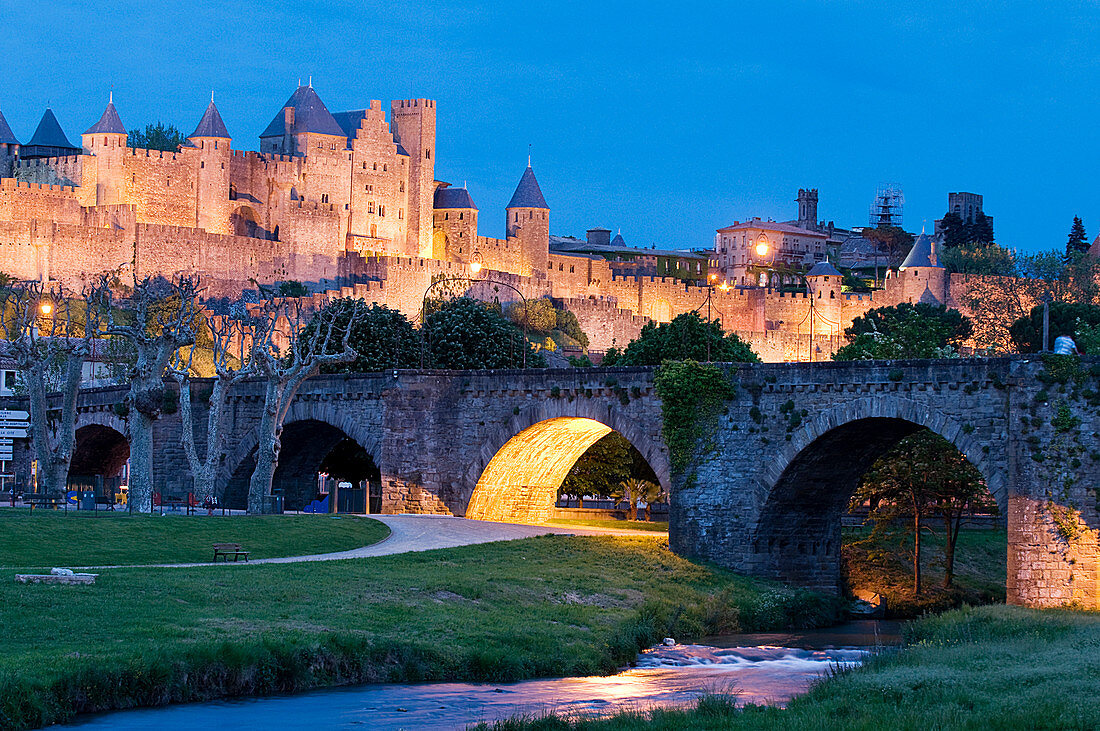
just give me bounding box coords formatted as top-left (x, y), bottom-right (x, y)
top-left (0, 535), bottom-right (843, 730)
top-left (843, 526), bottom-right (1007, 617)
top-left (480, 604), bottom-right (1100, 729)
top-left (0, 510), bottom-right (390, 567)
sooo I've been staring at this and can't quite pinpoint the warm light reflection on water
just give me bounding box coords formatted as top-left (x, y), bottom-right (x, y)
top-left (63, 642), bottom-right (871, 730)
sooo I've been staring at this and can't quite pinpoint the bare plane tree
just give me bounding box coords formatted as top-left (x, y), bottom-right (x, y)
top-left (0, 280), bottom-right (101, 499)
top-left (168, 307), bottom-right (255, 505)
top-left (247, 294), bottom-right (357, 514)
top-left (98, 275), bottom-right (199, 513)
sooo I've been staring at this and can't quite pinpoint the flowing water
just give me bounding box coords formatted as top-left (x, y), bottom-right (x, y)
top-left (60, 621), bottom-right (901, 730)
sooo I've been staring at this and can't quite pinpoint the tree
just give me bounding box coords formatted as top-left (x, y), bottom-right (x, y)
top-left (622, 477), bottom-right (665, 521)
top-left (1009, 302), bottom-right (1100, 353)
top-left (970, 213), bottom-right (995, 246)
top-left (247, 294), bottom-right (358, 513)
top-left (863, 225), bottom-right (915, 264)
top-left (128, 122), bottom-right (186, 151)
top-left (853, 430), bottom-right (994, 594)
top-left (505, 297), bottom-right (557, 334)
top-left (169, 308), bottom-right (255, 505)
top-left (559, 432), bottom-right (658, 502)
top-left (939, 243), bottom-right (1017, 276)
top-left (0, 281), bottom-right (100, 500)
top-left (833, 303), bottom-right (973, 361)
top-left (424, 297), bottom-right (546, 369)
top-left (555, 307), bottom-right (589, 348)
top-left (98, 275), bottom-right (199, 512)
top-left (939, 212), bottom-right (968, 249)
top-left (612, 312), bottom-right (760, 366)
top-left (302, 299), bottom-right (422, 374)
top-left (1066, 216), bottom-right (1089, 257)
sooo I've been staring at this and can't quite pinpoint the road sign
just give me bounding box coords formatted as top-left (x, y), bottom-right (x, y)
top-left (0, 438), bottom-right (12, 445)
top-left (0, 429), bottom-right (28, 439)
top-left (0, 411), bottom-right (28, 421)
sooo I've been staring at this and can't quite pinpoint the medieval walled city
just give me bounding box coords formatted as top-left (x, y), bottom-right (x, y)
top-left (0, 85), bottom-right (1041, 362)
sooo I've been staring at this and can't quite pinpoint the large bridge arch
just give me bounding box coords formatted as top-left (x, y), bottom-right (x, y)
top-left (461, 400), bottom-right (669, 524)
top-left (749, 395), bottom-right (1007, 592)
top-left (222, 401), bottom-right (382, 511)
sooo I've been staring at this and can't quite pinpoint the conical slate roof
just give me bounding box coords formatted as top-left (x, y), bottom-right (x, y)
top-left (610, 232), bottom-right (626, 247)
top-left (190, 100), bottom-right (230, 139)
top-left (0, 109), bottom-right (18, 145)
top-left (28, 108), bottom-right (77, 148)
top-left (900, 233), bottom-right (941, 269)
top-left (260, 85), bottom-right (345, 138)
top-left (84, 98), bottom-right (126, 135)
top-left (806, 261), bottom-right (842, 277)
top-left (506, 165), bottom-right (549, 209)
top-left (434, 186), bottom-right (478, 210)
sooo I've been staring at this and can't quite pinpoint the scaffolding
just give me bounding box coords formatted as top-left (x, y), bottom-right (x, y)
top-left (868, 184), bottom-right (904, 228)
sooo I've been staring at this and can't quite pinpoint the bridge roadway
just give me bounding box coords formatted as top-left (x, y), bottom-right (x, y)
top-left (19, 357), bottom-right (1100, 609)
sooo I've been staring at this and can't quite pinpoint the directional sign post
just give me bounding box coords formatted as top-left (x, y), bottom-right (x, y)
top-left (0, 411), bottom-right (28, 421)
top-left (0, 428), bottom-right (28, 439)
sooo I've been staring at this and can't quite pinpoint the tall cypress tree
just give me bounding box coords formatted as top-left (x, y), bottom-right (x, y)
top-left (1067, 216), bottom-right (1089, 255)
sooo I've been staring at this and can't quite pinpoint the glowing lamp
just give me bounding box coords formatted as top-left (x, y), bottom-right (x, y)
top-left (39, 303), bottom-right (53, 316)
top-left (755, 241), bottom-right (770, 257)
top-left (470, 261), bottom-right (483, 274)
top-left (718, 281), bottom-right (730, 291)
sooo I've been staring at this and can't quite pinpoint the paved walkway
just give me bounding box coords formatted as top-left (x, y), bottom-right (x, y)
top-left (80, 515), bottom-right (666, 570)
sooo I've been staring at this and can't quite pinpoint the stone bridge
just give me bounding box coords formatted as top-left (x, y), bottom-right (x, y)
top-left (19, 358), bottom-right (1100, 609)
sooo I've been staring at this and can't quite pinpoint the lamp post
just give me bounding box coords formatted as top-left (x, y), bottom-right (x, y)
top-left (417, 266), bottom-right (530, 368)
top-left (753, 239), bottom-right (773, 334)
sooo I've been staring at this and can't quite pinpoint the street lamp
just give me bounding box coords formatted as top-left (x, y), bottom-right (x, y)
top-left (418, 268), bottom-right (529, 368)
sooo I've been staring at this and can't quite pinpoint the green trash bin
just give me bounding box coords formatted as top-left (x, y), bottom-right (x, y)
top-left (80, 491), bottom-right (96, 511)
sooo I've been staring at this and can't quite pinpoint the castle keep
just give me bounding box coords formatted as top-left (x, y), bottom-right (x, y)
top-left (0, 87), bottom-right (981, 359)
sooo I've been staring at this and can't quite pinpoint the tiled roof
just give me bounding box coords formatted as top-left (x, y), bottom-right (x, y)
top-left (506, 165), bottom-right (549, 209)
top-left (900, 233), bottom-right (941, 269)
top-left (84, 100), bottom-right (126, 135)
top-left (27, 108), bottom-right (77, 149)
top-left (0, 109), bottom-right (18, 145)
top-left (716, 219), bottom-right (829, 238)
top-left (260, 85), bottom-right (345, 138)
top-left (434, 186), bottom-right (477, 210)
top-left (189, 101), bottom-right (230, 138)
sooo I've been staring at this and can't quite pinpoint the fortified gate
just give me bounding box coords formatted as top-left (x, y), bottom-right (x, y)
top-left (50, 357), bottom-right (1100, 609)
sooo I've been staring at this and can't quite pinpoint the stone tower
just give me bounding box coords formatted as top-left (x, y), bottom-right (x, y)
top-left (896, 233), bottom-right (947, 305)
top-left (797, 188), bottom-right (819, 231)
top-left (81, 94), bottom-right (128, 206)
top-left (506, 164), bottom-right (550, 276)
top-left (0, 108), bottom-right (18, 178)
top-left (390, 99), bottom-right (436, 259)
top-left (259, 84), bottom-right (347, 158)
top-left (188, 99), bottom-right (232, 235)
top-left (432, 184), bottom-right (478, 262)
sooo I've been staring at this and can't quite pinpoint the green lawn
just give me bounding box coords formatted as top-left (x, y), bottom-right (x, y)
top-left (0, 535), bottom-right (843, 730)
top-left (546, 519), bottom-right (669, 532)
top-left (843, 526), bottom-right (1007, 616)
top-left (0, 510), bottom-right (390, 568)
top-left (481, 605), bottom-right (1100, 730)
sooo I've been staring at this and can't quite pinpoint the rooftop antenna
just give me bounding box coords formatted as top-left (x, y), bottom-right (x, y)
top-left (528, 143), bottom-right (532, 167)
top-left (211, 89), bottom-right (215, 103)
top-left (308, 75), bottom-right (313, 88)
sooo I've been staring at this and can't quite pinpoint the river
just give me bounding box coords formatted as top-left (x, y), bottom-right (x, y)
top-left (60, 620), bottom-right (901, 730)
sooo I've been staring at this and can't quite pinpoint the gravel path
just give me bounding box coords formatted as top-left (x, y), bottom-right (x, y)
top-left (78, 515), bottom-right (665, 570)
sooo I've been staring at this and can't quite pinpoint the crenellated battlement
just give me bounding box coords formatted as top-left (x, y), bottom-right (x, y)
top-left (0, 179), bottom-right (76, 193)
top-left (128, 147), bottom-right (181, 160)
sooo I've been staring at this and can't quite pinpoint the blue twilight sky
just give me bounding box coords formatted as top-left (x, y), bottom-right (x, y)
top-left (1, 1), bottom-right (1097, 253)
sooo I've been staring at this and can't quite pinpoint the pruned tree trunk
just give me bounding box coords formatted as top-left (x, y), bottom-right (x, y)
top-left (913, 510), bottom-right (923, 596)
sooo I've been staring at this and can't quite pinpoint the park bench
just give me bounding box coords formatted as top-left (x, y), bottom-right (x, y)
top-left (24, 494), bottom-right (62, 510)
top-left (212, 543), bottom-right (251, 563)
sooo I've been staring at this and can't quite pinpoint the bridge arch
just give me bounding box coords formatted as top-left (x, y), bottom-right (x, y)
top-left (70, 411), bottom-right (130, 485)
top-left (222, 401), bottom-right (382, 511)
top-left (750, 394), bottom-right (1005, 592)
top-left (461, 401), bottom-right (668, 524)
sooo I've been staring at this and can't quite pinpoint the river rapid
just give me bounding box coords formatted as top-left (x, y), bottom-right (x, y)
top-left (60, 621), bottom-right (901, 730)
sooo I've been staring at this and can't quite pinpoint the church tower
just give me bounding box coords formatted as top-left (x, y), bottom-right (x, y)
top-left (81, 94), bottom-right (128, 206)
top-left (797, 188), bottom-right (819, 231)
top-left (188, 98), bottom-right (232, 235)
top-left (505, 164), bottom-right (549, 276)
